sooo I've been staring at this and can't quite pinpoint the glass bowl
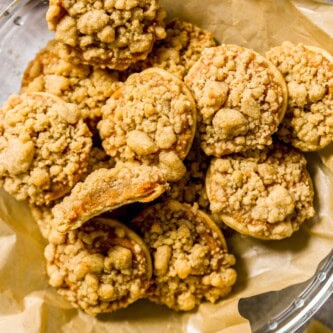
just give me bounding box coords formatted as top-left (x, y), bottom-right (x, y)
top-left (0, 1), bottom-right (332, 332)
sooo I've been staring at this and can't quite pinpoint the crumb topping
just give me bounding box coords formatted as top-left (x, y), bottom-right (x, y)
top-left (21, 40), bottom-right (122, 127)
top-left (46, 0), bottom-right (167, 70)
top-left (266, 42), bottom-right (333, 151)
top-left (98, 68), bottom-right (196, 181)
top-left (123, 19), bottom-right (216, 79)
top-left (131, 200), bottom-right (237, 311)
top-left (185, 45), bottom-right (287, 156)
top-left (0, 93), bottom-right (92, 206)
top-left (44, 218), bottom-right (151, 315)
top-left (206, 142), bottom-right (315, 239)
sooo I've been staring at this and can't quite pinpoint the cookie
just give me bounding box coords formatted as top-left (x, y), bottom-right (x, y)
top-left (46, 0), bottom-right (167, 70)
top-left (52, 162), bottom-right (169, 233)
top-left (0, 93), bottom-right (92, 206)
top-left (185, 45), bottom-right (288, 156)
top-left (98, 68), bottom-right (197, 181)
top-left (131, 200), bottom-right (237, 311)
top-left (21, 40), bottom-right (122, 129)
top-left (123, 19), bottom-right (216, 79)
top-left (44, 217), bottom-right (152, 315)
top-left (206, 142), bottom-right (315, 240)
top-left (266, 42), bottom-right (333, 151)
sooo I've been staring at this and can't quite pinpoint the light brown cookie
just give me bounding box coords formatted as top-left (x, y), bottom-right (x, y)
top-left (21, 40), bottom-right (122, 129)
top-left (123, 19), bottom-right (216, 79)
top-left (185, 45), bottom-right (288, 156)
top-left (0, 93), bottom-right (92, 206)
top-left (206, 142), bottom-right (315, 240)
top-left (98, 68), bottom-right (197, 181)
top-left (44, 217), bottom-right (152, 316)
top-left (131, 200), bottom-right (237, 311)
top-left (46, 0), bottom-right (166, 70)
top-left (266, 42), bottom-right (333, 151)
top-left (52, 162), bottom-right (169, 233)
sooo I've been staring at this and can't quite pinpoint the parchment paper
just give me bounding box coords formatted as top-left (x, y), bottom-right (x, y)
top-left (0, 0), bottom-right (332, 332)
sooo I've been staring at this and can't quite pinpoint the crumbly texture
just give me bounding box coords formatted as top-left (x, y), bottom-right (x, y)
top-left (206, 142), bottom-right (315, 240)
top-left (0, 93), bottom-right (92, 206)
top-left (21, 40), bottom-right (122, 129)
top-left (44, 218), bottom-right (152, 315)
top-left (30, 146), bottom-right (114, 239)
top-left (185, 45), bottom-right (288, 156)
top-left (52, 162), bottom-right (169, 233)
top-left (86, 146), bottom-right (115, 174)
top-left (122, 19), bottom-right (216, 79)
top-left (98, 68), bottom-right (196, 181)
top-left (131, 200), bottom-right (237, 311)
top-left (46, 0), bottom-right (167, 70)
top-left (266, 42), bottom-right (333, 151)
top-left (162, 139), bottom-right (227, 228)
top-left (30, 203), bottom-right (56, 239)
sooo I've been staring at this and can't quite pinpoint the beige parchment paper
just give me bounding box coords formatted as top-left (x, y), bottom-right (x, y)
top-left (0, 0), bottom-right (333, 332)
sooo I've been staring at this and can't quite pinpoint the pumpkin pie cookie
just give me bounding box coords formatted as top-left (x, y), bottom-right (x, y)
top-left (185, 45), bottom-right (288, 156)
top-left (266, 42), bottom-right (333, 151)
top-left (206, 142), bottom-right (315, 240)
top-left (131, 200), bottom-right (237, 311)
top-left (98, 68), bottom-right (197, 181)
top-left (44, 217), bottom-right (152, 315)
top-left (46, 0), bottom-right (167, 70)
top-left (0, 93), bottom-right (92, 206)
top-left (52, 161), bottom-right (168, 233)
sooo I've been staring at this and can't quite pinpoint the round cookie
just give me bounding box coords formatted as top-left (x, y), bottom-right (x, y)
top-left (131, 200), bottom-right (237, 311)
top-left (266, 42), bottom-right (333, 151)
top-left (46, 0), bottom-right (167, 70)
top-left (0, 93), bottom-right (92, 206)
top-left (52, 161), bottom-right (169, 233)
top-left (98, 68), bottom-right (197, 181)
top-left (44, 217), bottom-right (152, 316)
top-left (21, 40), bottom-right (122, 128)
top-left (185, 45), bottom-right (288, 157)
top-left (123, 19), bottom-right (217, 79)
top-left (206, 142), bottom-right (315, 240)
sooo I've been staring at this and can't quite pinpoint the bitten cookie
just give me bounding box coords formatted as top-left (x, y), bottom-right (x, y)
top-left (21, 40), bottom-right (122, 129)
top-left (52, 162), bottom-right (168, 233)
top-left (185, 45), bottom-right (288, 156)
top-left (266, 42), bottom-right (333, 151)
top-left (0, 93), bottom-right (92, 206)
top-left (131, 200), bottom-right (237, 311)
top-left (44, 217), bottom-right (152, 315)
top-left (98, 68), bottom-right (197, 181)
top-left (123, 19), bottom-right (216, 79)
top-left (46, 0), bottom-right (166, 70)
top-left (206, 142), bottom-right (315, 240)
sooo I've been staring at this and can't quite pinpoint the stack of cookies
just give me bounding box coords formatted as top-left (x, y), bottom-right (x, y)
top-left (0, 0), bottom-right (332, 316)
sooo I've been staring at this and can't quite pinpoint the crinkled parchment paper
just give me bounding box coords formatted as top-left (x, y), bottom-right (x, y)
top-left (0, 0), bottom-right (332, 332)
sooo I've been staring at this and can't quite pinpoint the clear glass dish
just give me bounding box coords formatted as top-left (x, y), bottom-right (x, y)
top-left (0, 1), bottom-right (332, 332)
